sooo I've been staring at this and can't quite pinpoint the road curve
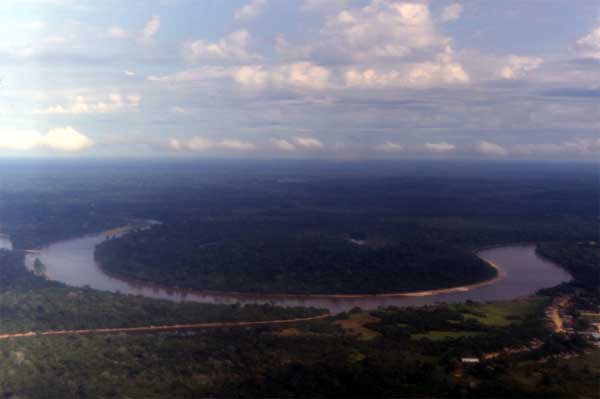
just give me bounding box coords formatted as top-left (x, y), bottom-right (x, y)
top-left (0, 313), bottom-right (331, 341)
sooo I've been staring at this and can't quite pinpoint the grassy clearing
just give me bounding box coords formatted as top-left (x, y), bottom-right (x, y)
top-left (453, 299), bottom-right (544, 327)
top-left (277, 328), bottom-right (304, 337)
top-left (335, 312), bottom-right (381, 341)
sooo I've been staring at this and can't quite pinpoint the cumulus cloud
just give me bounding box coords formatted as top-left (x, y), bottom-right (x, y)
top-left (500, 55), bottom-right (543, 79)
top-left (148, 66), bottom-right (232, 83)
top-left (441, 3), bottom-right (463, 22)
top-left (140, 16), bottom-right (161, 45)
top-left (234, 65), bottom-right (268, 87)
top-left (34, 93), bottom-right (141, 115)
top-left (271, 62), bottom-right (331, 90)
top-left (577, 20), bottom-right (600, 59)
top-left (424, 142), bottom-right (456, 153)
top-left (0, 127), bottom-right (93, 152)
top-left (235, 0), bottom-right (269, 20)
top-left (108, 16), bottom-right (160, 46)
top-left (291, 0), bottom-right (470, 89)
top-left (152, 62), bottom-right (331, 91)
top-left (41, 127), bottom-right (94, 151)
top-left (477, 141), bottom-right (508, 156)
top-left (344, 57), bottom-right (469, 88)
top-left (374, 142), bottom-right (403, 152)
top-left (317, 0), bottom-right (446, 62)
top-left (271, 138), bottom-right (296, 151)
top-left (294, 137), bottom-right (323, 148)
top-left (183, 30), bottom-right (257, 63)
top-left (168, 137), bottom-right (256, 152)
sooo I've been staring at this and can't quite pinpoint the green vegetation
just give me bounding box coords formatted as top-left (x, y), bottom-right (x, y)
top-left (0, 300), bottom-right (592, 398)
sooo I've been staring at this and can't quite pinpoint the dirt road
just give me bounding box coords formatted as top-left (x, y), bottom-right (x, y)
top-left (0, 313), bottom-right (331, 341)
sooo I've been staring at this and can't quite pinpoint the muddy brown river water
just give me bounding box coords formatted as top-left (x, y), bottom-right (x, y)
top-left (19, 225), bottom-right (572, 314)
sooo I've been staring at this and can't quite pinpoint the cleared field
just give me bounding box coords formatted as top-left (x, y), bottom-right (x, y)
top-left (453, 299), bottom-right (544, 327)
top-left (335, 312), bottom-right (381, 341)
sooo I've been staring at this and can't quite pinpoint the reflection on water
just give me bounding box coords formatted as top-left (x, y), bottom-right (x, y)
top-left (25, 230), bottom-right (572, 314)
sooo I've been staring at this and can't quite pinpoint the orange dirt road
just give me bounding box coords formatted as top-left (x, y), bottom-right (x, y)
top-left (0, 313), bottom-right (331, 341)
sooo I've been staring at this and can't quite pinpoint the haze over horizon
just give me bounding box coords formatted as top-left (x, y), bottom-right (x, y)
top-left (2, 0), bottom-right (600, 160)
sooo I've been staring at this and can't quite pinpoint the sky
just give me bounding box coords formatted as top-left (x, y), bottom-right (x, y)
top-left (1, 0), bottom-right (599, 160)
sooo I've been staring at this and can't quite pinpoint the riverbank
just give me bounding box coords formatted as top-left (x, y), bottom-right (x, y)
top-left (98, 256), bottom-right (505, 300)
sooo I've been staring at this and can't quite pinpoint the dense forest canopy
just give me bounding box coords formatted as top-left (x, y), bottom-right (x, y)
top-left (95, 220), bottom-right (496, 294)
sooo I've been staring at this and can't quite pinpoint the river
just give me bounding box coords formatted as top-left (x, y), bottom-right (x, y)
top-left (18, 226), bottom-right (572, 314)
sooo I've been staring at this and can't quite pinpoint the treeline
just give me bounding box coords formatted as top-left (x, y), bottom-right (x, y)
top-left (536, 242), bottom-right (600, 290)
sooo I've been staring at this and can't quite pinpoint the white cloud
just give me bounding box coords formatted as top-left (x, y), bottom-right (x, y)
top-left (0, 127), bottom-right (93, 152)
top-left (441, 3), bottom-right (463, 22)
top-left (424, 142), bottom-right (456, 153)
top-left (235, 0), bottom-right (269, 20)
top-left (108, 16), bottom-right (160, 46)
top-left (219, 139), bottom-right (257, 151)
top-left (40, 127), bottom-right (94, 151)
top-left (294, 136), bottom-right (323, 148)
top-left (34, 93), bottom-right (141, 115)
top-left (183, 30), bottom-right (256, 63)
top-left (140, 16), bottom-right (160, 45)
top-left (154, 62), bottom-right (331, 91)
top-left (108, 26), bottom-right (130, 39)
top-left (271, 138), bottom-right (296, 151)
top-left (0, 129), bottom-right (43, 151)
top-left (374, 142), bottom-right (403, 152)
top-left (500, 55), bottom-right (543, 79)
top-left (234, 65), bottom-right (268, 87)
top-left (20, 20), bottom-right (46, 30)
top-left (148, 66), bottom-right (232, 83)
top-left (344, 56), bottom-right (469, 88)
top-left (477, 141), bottom-right (508, 156)
top-left (272, 62), bottom-right (331, 90)
top-left (169, 137), bottom-right (256, 152)
top-left (318, 0), bottom-right (444, 62)
top-left (577, 20), bottom-right (600, 59)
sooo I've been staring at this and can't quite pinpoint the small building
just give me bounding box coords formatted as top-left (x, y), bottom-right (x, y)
top-left (461, 357), bottom-right (480, 364)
